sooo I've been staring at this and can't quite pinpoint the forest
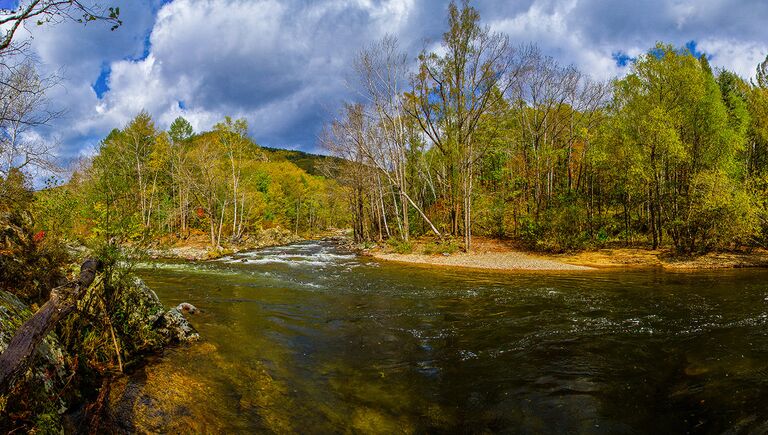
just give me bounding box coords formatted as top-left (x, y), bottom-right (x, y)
top-left (3, 1), bottom-right (768, 259)
top-left (324, 1), bottom-right (768, 254)
top-left (29, 113), bottom-right (347, 250)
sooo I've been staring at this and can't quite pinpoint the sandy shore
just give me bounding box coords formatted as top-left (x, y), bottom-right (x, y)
top-left (559, 249), bottom-right (768, 270)
top-left (373, 251), bottom-right (593, 271)
top-left (367, 238), bottom-right (768, 271)
top-left (369, 238), bottom-right (592, 271)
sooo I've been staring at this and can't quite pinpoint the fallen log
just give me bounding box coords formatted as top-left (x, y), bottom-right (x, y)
top-left (0, 259), bottom-right (102, 396)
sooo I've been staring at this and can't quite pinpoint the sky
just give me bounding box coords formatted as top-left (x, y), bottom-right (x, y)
top-left (10, 0), bottom-right (768, 164)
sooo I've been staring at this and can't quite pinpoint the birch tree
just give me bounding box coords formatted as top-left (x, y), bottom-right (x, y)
top-left (408, 0), bottom-right (522, 251)
top-left (354, 36), bottom-right (440, 240)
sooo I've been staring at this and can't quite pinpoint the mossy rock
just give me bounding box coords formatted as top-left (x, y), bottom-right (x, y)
top-left (0, 276), bottom-right (198, 432)
top-left (111, 277), bottom-right (199, 357)
top-left (0, 290), bottom-right (73, 432)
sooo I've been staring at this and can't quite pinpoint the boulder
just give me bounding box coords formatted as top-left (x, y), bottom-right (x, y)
top-left (176, 302), bottom-right (198, 314)
top-left (112, 277), bottom-right (199, 354)
top-left (155, 308), bottom-right (199, 343)
top-left (0, 275), bottom-right (198, 432)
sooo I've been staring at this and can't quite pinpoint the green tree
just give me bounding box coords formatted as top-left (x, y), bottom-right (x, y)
top-left (408, 0), bottom-right (519, 251)
top-left (606, 44), bottom-right (751, 252)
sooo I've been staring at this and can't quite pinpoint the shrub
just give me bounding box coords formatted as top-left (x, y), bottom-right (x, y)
top-left (422, 237), bottom-right (459, 255)
top-left (387, 238), bottom-right (413, 254)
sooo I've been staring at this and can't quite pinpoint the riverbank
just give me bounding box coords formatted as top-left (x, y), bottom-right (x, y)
top-left (365, 237), bottom-right (768, 271)
top-left (145, 227), bottom-right (341, 260)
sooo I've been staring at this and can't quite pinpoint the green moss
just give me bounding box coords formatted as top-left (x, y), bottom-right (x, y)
top-left (32, 413), bottom-right (62, 434)
top-left (0, 290), bottom-right (71, 430)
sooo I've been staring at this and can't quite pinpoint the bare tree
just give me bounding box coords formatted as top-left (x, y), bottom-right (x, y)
top-left (322, 103), bottom-right (374, 242)
top-left (408, 0), bottom-right (524, 251)
top-left (0, 61), bottom-right (62, 177)
top-left (512, 47), bottom-right (609, 215)
top-left (0, 0), bottom-right (121, 54)
top-left (354, 36), bottom-right (440, 240)
top-left (0, 0), bottom-right (122, 179)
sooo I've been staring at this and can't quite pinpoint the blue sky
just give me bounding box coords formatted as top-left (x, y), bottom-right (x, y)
top-left (11, 0), bottom-right (768, 165)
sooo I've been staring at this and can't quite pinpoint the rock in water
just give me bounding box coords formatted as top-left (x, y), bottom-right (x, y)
top-left (176, 302), bottom-right (198, 314)
top-left (156, 308), bottom-right (200, 342)
top-left (115, 277), bottom-right (199, 350)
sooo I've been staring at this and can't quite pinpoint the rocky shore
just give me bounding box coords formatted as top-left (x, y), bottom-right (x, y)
top-left (146, 227), bottom-right (305, 261)
top-left (364, 237), bottom-right (768, 271)
top-left (0, 275), bottom-right (199, 432)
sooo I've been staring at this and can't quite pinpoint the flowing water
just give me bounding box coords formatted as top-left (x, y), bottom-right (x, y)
top-left (132, 240), bottom-right (768, 433)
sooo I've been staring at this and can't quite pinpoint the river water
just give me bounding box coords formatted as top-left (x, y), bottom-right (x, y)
top-left (135, 240), bottom-right (768, 433)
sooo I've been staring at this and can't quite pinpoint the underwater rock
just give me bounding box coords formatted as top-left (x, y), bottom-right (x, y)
top-left (105, 343), bottom-right (220, 433)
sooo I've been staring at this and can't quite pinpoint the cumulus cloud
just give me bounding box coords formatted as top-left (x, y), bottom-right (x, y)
top-left (13, 0), bottom-right (768, 163)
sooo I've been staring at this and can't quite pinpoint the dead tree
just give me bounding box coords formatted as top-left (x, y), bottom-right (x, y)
top-left (0, 259), bottom-right (102, 395)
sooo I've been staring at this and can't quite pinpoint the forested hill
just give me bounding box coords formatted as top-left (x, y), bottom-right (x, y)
top-left (261, 147), bottom-right (342, 177)
top-left (30, 114), bottom-right (349, 248)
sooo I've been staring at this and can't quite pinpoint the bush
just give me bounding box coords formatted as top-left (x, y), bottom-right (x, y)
top-left (0, 171), bottom-right (70, 304)
top-left (518, 216), bottom-right (542, 250)
top-left (515, 195), bottom-right (597, 252)
top-left (670, 170), bottom-right (758, 253)
top-left (387, 238), bottom-right (413, 254)
top-left (422, 237), bottom-right (459, 255)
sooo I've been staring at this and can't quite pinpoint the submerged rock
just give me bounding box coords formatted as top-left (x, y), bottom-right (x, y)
top-left (105, 344), bottom-right (219, 434)
top-left (105, 342), bottom-right (296, 433)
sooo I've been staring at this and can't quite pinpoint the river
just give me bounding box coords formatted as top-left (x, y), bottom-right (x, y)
top-left (132, 240), bottom-right (768, 433)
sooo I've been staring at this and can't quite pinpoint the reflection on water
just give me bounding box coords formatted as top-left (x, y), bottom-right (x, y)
top-left (134, 241), bottom-right (768, 433)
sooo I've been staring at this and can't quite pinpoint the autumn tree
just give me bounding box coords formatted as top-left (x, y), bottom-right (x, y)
top-left (214, 117), bottom-right (252, 241)
top-left (168, 116), bottom-right (194, 235)
top-left (408, 0), bottom-right (521, 251)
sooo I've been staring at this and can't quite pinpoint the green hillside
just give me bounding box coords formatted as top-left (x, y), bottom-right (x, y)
top-left (261, 146), bottom-right (342, 177)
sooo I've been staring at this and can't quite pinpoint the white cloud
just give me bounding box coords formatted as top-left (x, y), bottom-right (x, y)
top-left (10, 0), bottom-right (768, 164)
top-left (698, 38), bottom-right (768, 78)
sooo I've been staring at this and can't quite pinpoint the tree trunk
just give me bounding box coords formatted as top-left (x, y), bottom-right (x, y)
top-left (401, 191), bottom-right (409, 242)
top-left (0, 259), bottom-right (102, 395)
